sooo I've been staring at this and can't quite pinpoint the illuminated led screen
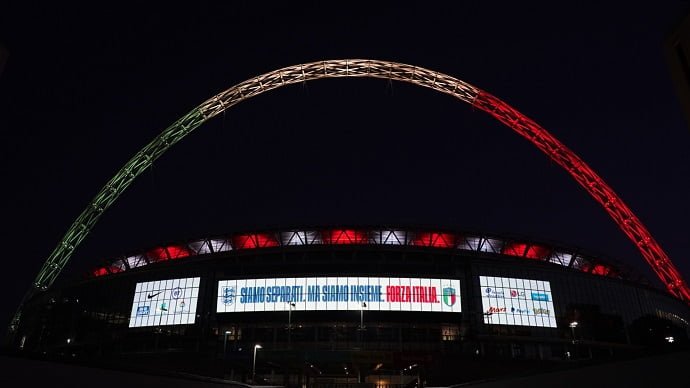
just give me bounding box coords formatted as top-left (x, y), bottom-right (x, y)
top-left (129, 277), bottom-right (200, 328)
top-left (217, 277), bottom-right (461, 313)
top-left (479, 276), bottom-right (557, 328)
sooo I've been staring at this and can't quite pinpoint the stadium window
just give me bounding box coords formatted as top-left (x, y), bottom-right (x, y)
top-left (441, 325), bottom-right (459, 341)
top-left (223, 327), bottom-right (242, 341)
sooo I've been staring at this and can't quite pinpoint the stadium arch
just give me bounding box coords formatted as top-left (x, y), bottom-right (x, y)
top-left (10, 59), bottom-right (689, 332)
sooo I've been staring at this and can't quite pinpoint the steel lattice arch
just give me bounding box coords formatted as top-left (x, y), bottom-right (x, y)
top-left (11, 59), bottom-right (690, 331)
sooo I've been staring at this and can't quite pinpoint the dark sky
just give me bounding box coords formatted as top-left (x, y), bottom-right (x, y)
top-left (1, 2), bottom-right (690, 330)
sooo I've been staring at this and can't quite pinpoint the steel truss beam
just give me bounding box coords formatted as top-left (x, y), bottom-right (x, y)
top-left (9, 59), bottom-right (689, 332)
top-left (91, 228), bottom-right (646, 284)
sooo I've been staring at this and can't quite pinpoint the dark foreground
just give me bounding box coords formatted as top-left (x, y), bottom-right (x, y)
top-left (457, 350), bottom-right (690, 387)
top-left (2, 351), bottom-right (689, 388)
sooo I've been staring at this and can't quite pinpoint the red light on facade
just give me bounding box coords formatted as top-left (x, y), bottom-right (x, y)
top-left (504, 243), bottom-right (527, 257)
top-left (413, 232), bottom-right (455, 248)
top-left (322, 229), bottom-right (368, 244)
top-left (165, 245), bottom-right (191, 259)
top-left (93, 267), bottom-right (108, 277)
top-left (147, 247), bottom-right (169, 262)
top-left (232, 234), bottom-right (279, 249)
top-left (525, 245), bottom-right (550, 259)
top-left (591, 264), bottom-right (610, 276)
top-left (503, 243), bottom-right (549, 260)
top-left (108, 265), bottom-right (123, 273)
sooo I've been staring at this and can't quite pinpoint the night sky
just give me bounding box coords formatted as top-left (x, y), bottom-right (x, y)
top-left (1, 2), bottom-right (690, 330)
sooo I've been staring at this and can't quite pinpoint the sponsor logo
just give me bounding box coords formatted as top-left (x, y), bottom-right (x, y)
top-left (442, 286), bottom-right (457, 307)
top-left (147, 291), bottom-right (162, 299)
top-left (484, 287), bottom-right (505, 298)
top-left (533, 308), bottom-right (550, 315)
top-left (171, 287), bottom-right (183, 299)
top-left (158, 302), bottom-right (168, 313)
top-left (510, 306), bottom-right (531, 314)
top-left (509, 289), bottom-right (526, 298)
top-left (222, 286), bottom-right (236, 305)
top-left (136, 306), bottom-right (150, 316)
top-left (487, 306), bottom-right (507, 313)
top-left (531, 292), bottom-right (549, 301)
top-left (177, 300), bottom-right (187, 312)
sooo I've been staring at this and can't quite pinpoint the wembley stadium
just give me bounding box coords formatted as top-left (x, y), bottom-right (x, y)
top-left (10, 226), bottom-right (690, 386)
top-left (6, 60), bottom-right (690, 386)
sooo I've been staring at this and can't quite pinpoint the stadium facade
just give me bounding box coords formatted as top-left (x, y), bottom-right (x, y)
top-left (12, 227), bottom-right (690, 386)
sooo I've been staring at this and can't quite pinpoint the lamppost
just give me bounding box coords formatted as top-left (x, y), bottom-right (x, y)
top-left (569, 321), bottom-right (578, 344)
top-left (252, 344), bottom-right (262, 383)
top-left (359, 302), bottom-right (367, 330)
top-left (223, 330), bottom-right (232, 356)
top-left (287, 302), bottom-right (296, 348)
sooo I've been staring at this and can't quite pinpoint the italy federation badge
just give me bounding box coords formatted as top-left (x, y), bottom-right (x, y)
top-left (443, 286), bottom-right (457, 307)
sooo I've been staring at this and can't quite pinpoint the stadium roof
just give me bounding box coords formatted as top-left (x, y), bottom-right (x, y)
top-left (88, 226), bottom-right (648, 285)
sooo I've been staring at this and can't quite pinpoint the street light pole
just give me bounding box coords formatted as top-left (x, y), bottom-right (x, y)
top-left (223, 330), bottom-right (231, 356)
top-left (287, 302), bottom-right (295, 348)
top-left (359, 302), bottom-right (367, 330)
top-left (252, 344), bottom-right (262, 383)
top-left (569, 321), bottom-right (578, 344)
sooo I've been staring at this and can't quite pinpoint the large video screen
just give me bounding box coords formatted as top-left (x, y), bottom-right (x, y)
top-left (217, 277), bottom-right (461, 313)
top-left (479, 276), bottom-right (557, 328)
top-left (129, 277), bottom-right (200, 328)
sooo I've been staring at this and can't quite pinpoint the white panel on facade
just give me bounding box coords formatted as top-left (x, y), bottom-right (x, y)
top-left (216, 276), bottom-right (462, 313)
top-left (479, 275), bottom-right (557, 328)
top-left (129, 277), bottom-right (201, 328)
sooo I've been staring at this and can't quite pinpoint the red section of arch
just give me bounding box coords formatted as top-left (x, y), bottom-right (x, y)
top-left (472, 90), bottom-right (690, 302)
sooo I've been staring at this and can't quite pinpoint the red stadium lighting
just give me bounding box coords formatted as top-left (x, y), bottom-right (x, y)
top-left (92, 267), bottom-right (108, 277)
top-left (165, 245), bottom-right (191, 259)
top-left (322, 229), bottom-right (368, 244)
top-left (413, 232), bottom-right (455, 248)
top-left (591, 264), bottom-right (610, 276)
top-left (503, 243), bottom-right (550, 260)
top-left (147, 247), bottom-right (170, 262)
top-left (232, 233), bottom-right (280, 249)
